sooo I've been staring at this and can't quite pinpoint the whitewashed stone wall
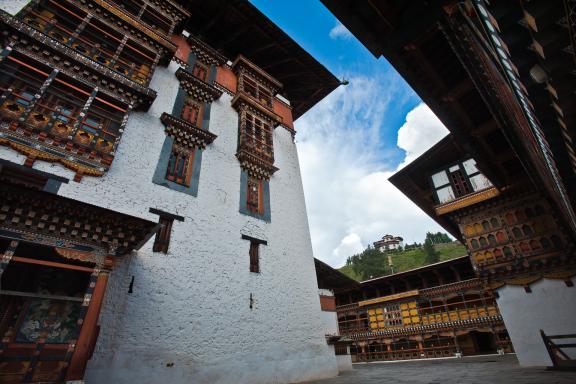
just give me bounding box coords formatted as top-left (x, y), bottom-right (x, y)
top-left (2, 56), bottom-right (338, 382)
top-left (496, 277), bottom-right (576, 366)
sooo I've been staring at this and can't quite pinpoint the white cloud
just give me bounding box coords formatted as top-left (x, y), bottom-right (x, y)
top-left (329, 22), bottom-right (353, 40)
top-left (396, 103), bottom-right (449, 169)
top-left (296, 80), bottom-right (450, 268)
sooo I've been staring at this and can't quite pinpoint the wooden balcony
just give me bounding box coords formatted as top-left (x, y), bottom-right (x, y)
top-left (435, 187), bottom-right (500, 215)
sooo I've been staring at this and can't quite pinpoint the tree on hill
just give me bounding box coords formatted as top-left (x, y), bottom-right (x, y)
top-left (423, 239), bottom-right (440, 264)
top-left (349, 246), bottom-right (390, 280)
top-left (425, 231), bottom-right (452, 244)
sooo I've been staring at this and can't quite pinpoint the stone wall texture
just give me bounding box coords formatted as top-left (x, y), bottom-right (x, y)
top-left (1, 56), bottom-right (338, 382)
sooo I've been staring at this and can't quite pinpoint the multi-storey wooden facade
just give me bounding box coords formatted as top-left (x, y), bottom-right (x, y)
top-left (331, 256), bottom-right (511, 362)
top-left (322, 0), bottom-right (576, 367)
top-left (0, 1), bottom-right (342, 383)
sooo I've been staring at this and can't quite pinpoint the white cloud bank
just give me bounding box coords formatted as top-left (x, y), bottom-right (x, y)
top-left (295, 77), bottom-right (450, 267)
top-left (329, 22), bottom-right (353, 40)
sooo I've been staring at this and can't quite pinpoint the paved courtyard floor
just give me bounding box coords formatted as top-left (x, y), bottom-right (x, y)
top-left (304, 355), bottom-right (576, 384)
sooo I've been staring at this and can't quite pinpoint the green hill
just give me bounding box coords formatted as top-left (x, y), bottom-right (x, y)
top-left (338, 242), bottom-right (467, 281)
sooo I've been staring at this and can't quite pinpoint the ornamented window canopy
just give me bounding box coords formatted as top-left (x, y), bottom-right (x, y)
top-left (186, 34), bottom-right (227, 67)
top-left (0, 181), bottom-right (159, 257)
top-left (160, 112), bottom-right (216, 150)
top-left (175, 67), bottom-right (222, 103)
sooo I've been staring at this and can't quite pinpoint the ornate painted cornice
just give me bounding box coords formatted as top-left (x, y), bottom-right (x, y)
top-left (160, 112), bottom-right (216, 149)
top-left (0, 125), bottom-right (108, 179)
top-left (435, 187), bottom-right (500, 215)
top-left (1, 13), bottom-right (157, 110)
top-left (419, 278), bottom-right (483, 297)
top-left (187, 35), bottom-right (227, 66)
top-left (236, 148), bottom-right (278, 180)
top-left (175, 68), bottom-right (223, 102)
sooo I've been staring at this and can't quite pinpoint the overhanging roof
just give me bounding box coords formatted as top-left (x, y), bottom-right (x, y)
top-left (176, 0), bottom-right (340, 120)
top-left (315, 258), bottom-right (360, 292)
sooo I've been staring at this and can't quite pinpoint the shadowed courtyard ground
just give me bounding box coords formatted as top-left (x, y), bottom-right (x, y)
top-left (304, 355), bottom-right (576, 384)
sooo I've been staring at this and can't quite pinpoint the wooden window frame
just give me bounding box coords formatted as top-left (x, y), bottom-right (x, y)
top-left (429, 159), bottom-right (491, 204)
top-left (181, 99), bottom-right (203, 127)
top-left (246, 176), bottom-right (264, 215)
top-left (242, 235), bottom-right (267, 274)
top-left (150, 208), bottom-right (185, 254)
top-left (166, 145), bottom-right (195, 187)
top-left (192, 62), bottom-right (209, 82)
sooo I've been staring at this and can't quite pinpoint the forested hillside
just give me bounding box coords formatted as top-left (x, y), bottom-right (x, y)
top-left (338, 232), bottom-right (467, 281)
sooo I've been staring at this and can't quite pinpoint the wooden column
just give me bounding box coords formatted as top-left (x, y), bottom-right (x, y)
top-left (65, 269), bottom-right (109, 380)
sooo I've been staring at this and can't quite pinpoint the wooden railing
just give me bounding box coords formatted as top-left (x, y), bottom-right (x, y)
top-left (541, 330), bottom-right (576, 370)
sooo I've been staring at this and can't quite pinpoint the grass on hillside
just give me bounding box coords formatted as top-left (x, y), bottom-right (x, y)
top-left (338, 242), bottom-right (468, 281)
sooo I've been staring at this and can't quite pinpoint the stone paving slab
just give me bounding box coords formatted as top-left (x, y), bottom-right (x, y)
top-left (303, 355), bottom-right (576, 384)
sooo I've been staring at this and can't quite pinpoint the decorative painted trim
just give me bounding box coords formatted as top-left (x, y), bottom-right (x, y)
top-left (358, 290), bottom-right (420, 307)
top-left (152, 136), bottom-right (202, 197)
top-left (186, 35), bottom-right (227, 66)
top-left (160, 112), bottom-right (217, 149)
top-left (239, 170), bottom-right (271, 222)
top-left (176, 68), bottom-right (223, 102)
top-left (435, 187), bottom-right (500, 215)
top-left (0, 133), bottom-right (105, 179)
top-left (231, 55), bottom-right (282, 91)
top-left (1, 12), bottom-right (157, 109)
top-left (89, 0), bottom-right (177, 53)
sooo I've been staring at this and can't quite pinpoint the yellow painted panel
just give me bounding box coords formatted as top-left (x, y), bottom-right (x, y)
top-left (403, 317), bottom-right (412, 325)
top-left (442, 313), bottom-right (449, 322)
top-left (408, 302), bottom-right (417, 309)
top-left (400, 303), bottom-right (409, 310)
top-left (401, 310), bottom-right (410, 317)
top-left (369, 316), bottom-right (377, 322)
top-left (411, 316), bottom-right (420, 323)
top-left (368, 309), bottom-right (376, 315)
top-left (376, 308), bottom-right (383, 314)
top-left (449, 311), bottom-right (459, 321)
top-left (488, 306), bottom-right (498, 316)
top-left (409, 309), bottom-right (418, 315)
top-left (478, 308), bottom-right (487, 316)
top-left (422, 317), bottom-right (429, 325)
top-left (460, 310), bottom-right (469, 320)
top-left (378, 321), bottom-right (385, 328)
top-left (377, 315), bottom-right (384, 321)
top-left (370, 322), bottom-right (378, 329)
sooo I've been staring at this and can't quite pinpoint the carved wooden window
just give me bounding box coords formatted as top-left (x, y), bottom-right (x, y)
top-left (192, 62), bottom-right (208, 82)
top-left (166, 145), bottom-right (195, 187)
top-left (430, 159), bottom-right (493, 204)
top-left (181, 99), bottom-right (202, 126)
top-left (243, 113), bottom-right (273, 163)
top-left (240, 75), bottom-right (273, 109)
top-left (153, 216), bottom-right (174, 254)
top-left (247, 176), bottom-right (263, 214)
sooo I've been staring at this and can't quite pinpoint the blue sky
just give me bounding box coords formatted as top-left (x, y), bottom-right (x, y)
top-left (250, 1), bottom-right (450, 267)
top-left (250, 0), bottom-right (421, 169)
